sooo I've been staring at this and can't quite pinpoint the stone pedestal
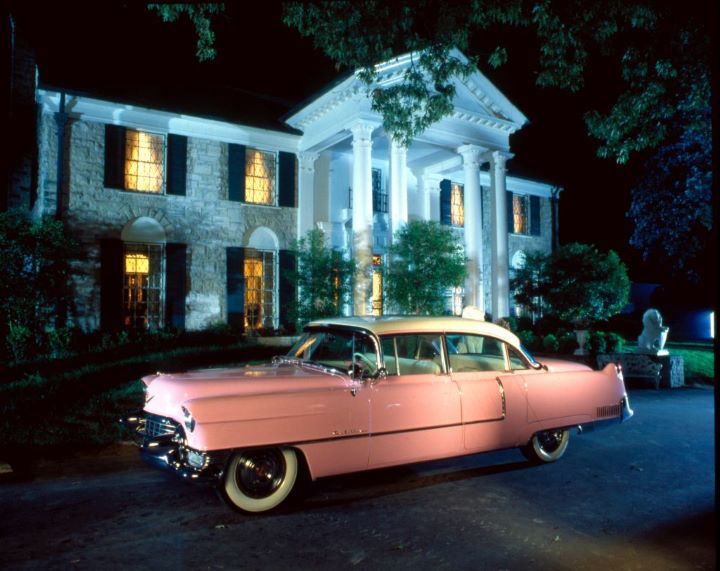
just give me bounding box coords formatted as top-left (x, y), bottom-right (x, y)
top-left (657, 355), bottom-right (684, 388)
top-left (596, 352), bottom-right (684, 389)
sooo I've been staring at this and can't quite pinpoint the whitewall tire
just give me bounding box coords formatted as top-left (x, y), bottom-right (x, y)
top-left (221, 448), bottom-right (298, 513)
top-left (523, 429), bottom-right (570, 463)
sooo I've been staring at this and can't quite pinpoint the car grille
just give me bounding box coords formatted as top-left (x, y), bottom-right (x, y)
top-left (596, 403), bottom-right (622, 418)
top-left (144, 413), bottom-right (180, 439)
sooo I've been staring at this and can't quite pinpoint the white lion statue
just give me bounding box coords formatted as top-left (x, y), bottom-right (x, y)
top-left (636, 309), bottom-right (669, 354)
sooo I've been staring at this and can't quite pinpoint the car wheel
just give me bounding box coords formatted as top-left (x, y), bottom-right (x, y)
top-left (221, 447), bottom-right (298, 513)
top-left (523, 429), bottom-right (570, 463)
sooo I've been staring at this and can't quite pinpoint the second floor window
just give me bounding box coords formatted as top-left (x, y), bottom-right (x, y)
top-left (105, 125), bottom-right (187, 196)
top-left (245, 148), bottom-right (276, 205)
top-left (508, 192), bottom-right (541, 236)
top-left (124, 130), bottom-right (164, 192)
top-left (451, 183), bottom-right (464, 226)
top-left (372, 169), bottom-right (388, 213)
top-left (440, 179), bottom-right (464, 227)
top-left (512, 194), bottom-right (529, 234)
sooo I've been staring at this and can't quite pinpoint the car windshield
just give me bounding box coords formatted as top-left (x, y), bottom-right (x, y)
top-left (287, 328), bottom-right (378, 373)
top-left (519, 344), bottom-right (540, 367)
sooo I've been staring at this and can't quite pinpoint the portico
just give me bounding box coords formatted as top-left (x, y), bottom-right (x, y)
top-left (287, 49), bottom-right (541, 320)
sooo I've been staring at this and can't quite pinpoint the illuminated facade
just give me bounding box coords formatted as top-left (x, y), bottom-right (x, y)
top-left (24, 49), bottom-right (558, 332)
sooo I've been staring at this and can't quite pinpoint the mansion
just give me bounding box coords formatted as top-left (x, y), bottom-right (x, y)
top-left (11, 49), bottom-right (560, 333)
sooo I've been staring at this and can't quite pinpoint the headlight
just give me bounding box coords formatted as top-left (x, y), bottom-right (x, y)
top-left (181, 405), bottom-right (195, 432)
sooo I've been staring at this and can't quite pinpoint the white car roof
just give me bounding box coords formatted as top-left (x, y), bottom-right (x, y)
top-left (305, 316), bottom-right (522, 348)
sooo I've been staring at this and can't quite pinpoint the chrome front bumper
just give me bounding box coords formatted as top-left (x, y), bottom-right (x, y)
top-left (121, 413), bottom-right (229, 483)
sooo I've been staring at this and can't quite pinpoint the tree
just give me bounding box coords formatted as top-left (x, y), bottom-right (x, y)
top-left (383, 221), bottom-right (466, 315)
top-left (626, 100), bottom-right (713, 285)
top-left (0, 211), bottom-right (78, 361)
top-left (291, 228), bottom-right (354, 328)
top-left (512, 243), bottom-right (630, 326)
top-left (147, 3), bottom-right (225, 62)
top-left (154, 2), bottom-right (712, 281)
top-left (508, 250), bottom-right (549, 320)
top-left (283, 1), bottom-right (711, 163)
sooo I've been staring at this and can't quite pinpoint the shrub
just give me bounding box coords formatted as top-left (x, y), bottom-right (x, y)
top-left (542, 333), bottom-right (560, 353)
top-left (6, 322), bottom-right (32, 363)
top-left (0, 210), bottom-right (78, 362)
top-left (512, 243), bottom-right (630, 326)
top-left (517, 330), bottom-right (539, 351)
top-left (384, 220), bottom-right (466, 315)
top-left (558, 331), bottom-right (578, 354)
top-left (605, 332), bottom-right (626, 353)
top-left (588, 331), bottom-right (608, 354)
top-left (291, 228), bottom-right (354, 327)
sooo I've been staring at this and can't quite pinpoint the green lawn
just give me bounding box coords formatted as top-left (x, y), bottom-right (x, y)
top-left (625, 342), bottom-right (715, 384)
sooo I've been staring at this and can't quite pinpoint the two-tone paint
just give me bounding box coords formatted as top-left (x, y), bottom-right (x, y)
top-left (127, 316), bottom-right (632, 511)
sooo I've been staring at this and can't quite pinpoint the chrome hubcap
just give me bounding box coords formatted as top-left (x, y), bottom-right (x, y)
top-left (537, 430), bottom-right (564, 453)
top-left (236, 450), bottom-right (286, 498)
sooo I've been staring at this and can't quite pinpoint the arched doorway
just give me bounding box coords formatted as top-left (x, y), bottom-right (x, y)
top-left (120, 217), bottom-right (166, 329)
top-left (244, 227), bottom-right (279, 331)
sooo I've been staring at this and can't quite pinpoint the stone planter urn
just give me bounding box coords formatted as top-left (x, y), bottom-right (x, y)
top-left (574, 329), bottom-right (589, 355)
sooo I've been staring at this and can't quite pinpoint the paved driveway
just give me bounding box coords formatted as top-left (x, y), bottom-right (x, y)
top-left (0, 387), bottom-right (715, 570)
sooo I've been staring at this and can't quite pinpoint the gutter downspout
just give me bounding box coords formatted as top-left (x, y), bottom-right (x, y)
top-left (550, 186), bottom-right (562, 253)
top-left (54, 92), bottom-right (67, 220)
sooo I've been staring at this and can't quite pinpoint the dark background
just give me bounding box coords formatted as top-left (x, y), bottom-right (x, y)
top-left (10, 2), bottom-right (707, 293)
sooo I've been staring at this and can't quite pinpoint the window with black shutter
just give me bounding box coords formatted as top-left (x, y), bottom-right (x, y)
top-left (278, 152), bottom-right (297, 207)
top-left (165, 243), bottom-right (187, 328)
top-left (100, 238), bottom-right (123, 331)
top-left (104, 125), bottom-right (126, 189)
top-left (440, 179), bottom-right (452, 225)
top-left (104, 125), bottom-right (183, 195)
top-left (166, 135), bottom-right (187, 196)
top-left (530, 196), bottom-right (541, 236)
top-left (278, 250), bottom-right (296, 330)
top-left (227, 247), bottom-right (245, 330)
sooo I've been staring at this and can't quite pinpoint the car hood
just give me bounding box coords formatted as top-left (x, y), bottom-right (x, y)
top-left (142, 362), bottom-right (349, 418)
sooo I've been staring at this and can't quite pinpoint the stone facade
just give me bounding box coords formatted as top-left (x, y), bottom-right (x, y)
top-left (23, 47), bottom-right (560, 332)
top-left (34, 114), bottom-right (297, 331)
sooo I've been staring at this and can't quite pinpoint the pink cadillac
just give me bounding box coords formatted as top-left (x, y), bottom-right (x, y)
top-left (126, 316), bottom-right (632, 513)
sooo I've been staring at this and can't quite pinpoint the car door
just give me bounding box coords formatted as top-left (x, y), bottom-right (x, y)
top-left (446, 333), bottom-right (511, 451)
top-left (367, 333), bottom-right (462, 468)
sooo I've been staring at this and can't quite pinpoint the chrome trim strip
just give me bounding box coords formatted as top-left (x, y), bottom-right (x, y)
top-left (293, 415), bottom-right (505, 448)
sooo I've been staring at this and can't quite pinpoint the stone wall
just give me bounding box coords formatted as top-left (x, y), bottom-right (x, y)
top-left (38, 114), bottom-right (297, 331)
top-left (480, 186), bottom-right (553, 318)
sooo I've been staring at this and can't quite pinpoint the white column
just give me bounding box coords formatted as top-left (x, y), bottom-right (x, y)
top-left (297, 151), bottom-right (319, 239)
top-left (389, 137), bottom-right (408, 240)
top-left (414, 170), bottom-right (437, 221)
top-left (489, 150), bottom-right (510, 320)
top-left (351, 121), bottom-right (377, 316)
top-left (458, 144), bottom-right (485, 314)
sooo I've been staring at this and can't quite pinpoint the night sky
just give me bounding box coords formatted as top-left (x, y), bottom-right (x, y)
top-left (13, 2), bottom-right (670, 284)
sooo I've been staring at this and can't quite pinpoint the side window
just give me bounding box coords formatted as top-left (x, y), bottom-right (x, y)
top-left (380, 334), bottom-right (445, 376)
top-left (446, 334), bottom-right (507, 372)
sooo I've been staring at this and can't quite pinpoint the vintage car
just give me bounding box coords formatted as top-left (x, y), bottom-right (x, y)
top-left (125, 315), bottom-right (632, 513)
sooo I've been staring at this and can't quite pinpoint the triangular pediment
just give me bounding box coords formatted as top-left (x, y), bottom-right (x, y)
top-left (286, 48), bottom-right (527, 152)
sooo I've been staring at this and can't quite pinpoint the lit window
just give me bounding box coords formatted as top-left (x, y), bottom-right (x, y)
top-left (125, 130), bottom-right (164, 192)
top-left (451, 183), bottom-right (464, 226)
top-left (372, 255), bottom-right (383, 316)
top-left (123, 244), bottom-right (163, 329)
top-left (245, 149), bottom-right (276, 205)
top-left (512, 194), bottom-right (529, 234)
top-left (244, 249), bottom-right (276, 330)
